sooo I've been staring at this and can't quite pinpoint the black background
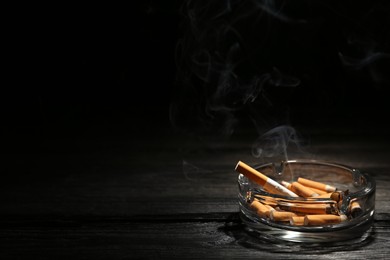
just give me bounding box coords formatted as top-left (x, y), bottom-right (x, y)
top-left (3, 1), bottom-right (389, 141)
top-left (3, 3), bottom-right (179, 136)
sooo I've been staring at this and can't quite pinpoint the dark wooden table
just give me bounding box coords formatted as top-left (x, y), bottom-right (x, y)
top-left (1, 121), bottom-right (390, 259)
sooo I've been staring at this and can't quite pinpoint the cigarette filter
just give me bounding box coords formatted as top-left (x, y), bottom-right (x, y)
top-left (235, 161), bottom-right (298, 197)
top-left (279, 203), bottom-right (335, 214)
top-left (303, 186), bottom-right (328, 195)
top-left (250, 200), bottom-right (274, 217)
top-left (304, 214), bottom-right (347, 226)
top-left (297, 177), bottom-right (336, 192)
top-left (315, 193), bottom-right (334, 199)
top-left (291, 182), bottom-right (319, 197)
top-left (270, 211), bottom-right (297, 222)
top-left (290, 216), bottom-right (305, 226)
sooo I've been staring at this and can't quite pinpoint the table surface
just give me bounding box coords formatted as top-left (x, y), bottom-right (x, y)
top-left (1, 122), bottom-right (390, 259)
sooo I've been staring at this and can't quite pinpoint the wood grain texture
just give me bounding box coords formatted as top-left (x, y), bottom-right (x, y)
top-left (1, 215), bottom-right (389, 259)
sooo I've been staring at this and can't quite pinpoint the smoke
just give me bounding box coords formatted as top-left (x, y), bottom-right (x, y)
top-left (182, 160), bottom-right (213, 182)
top-left (336, 2), bottom-right (390, 86)
top-left (339, 52), bottom-right (390, 70)
top-left (251, 125), bottom-right (306, 161)
top-left (172, 0), bottom-right (389, 161)
top-left (172, 0), bottom-right (302, 136)
top-left (339, 51), bottom-right (390, 84)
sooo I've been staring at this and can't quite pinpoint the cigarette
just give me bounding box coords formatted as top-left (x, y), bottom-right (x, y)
top-left (281, 181), bottom-right (296, 192)
top-left (235, 161), bottom-right (298, 197)
top-left (290, 216), bottom-right (305, 226)
top-left (297, 177), bottom-right (336, 192)
top-left (330, 191), bottom-right (343, 202)
top-left (304, 214), bottom-right (347, 226)
top-left (284, 181), bottom-right (330, 195)
top-left (304, 186), bottom-right (328, 195)
top-left (291, 182), bottom-right (319, 197)
top-left (250, 199), bottom-right (275, 217)
top-left (314, 191), bottom-right (342, 199)
top-left (270, 210), bottom-right (297, 222)
top-left (279, 203), bottom-right (335, 214)
top-left (282, 181), bottom-right (320, 197)
top-left (315, 192), bottom-right (334, 199)
top-left (349, 201), bottom-right (363, 217)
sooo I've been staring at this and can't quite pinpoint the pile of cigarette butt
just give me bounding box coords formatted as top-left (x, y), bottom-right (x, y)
top-left (235, 161), bottom-right (362, 226)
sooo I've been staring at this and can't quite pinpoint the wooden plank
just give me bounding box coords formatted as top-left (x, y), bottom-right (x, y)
top-left (1, 215), bottom-right (389, 259)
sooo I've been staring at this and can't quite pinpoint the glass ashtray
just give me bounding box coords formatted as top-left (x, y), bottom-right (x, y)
top-left (237, 160), bottom-right (375, 243)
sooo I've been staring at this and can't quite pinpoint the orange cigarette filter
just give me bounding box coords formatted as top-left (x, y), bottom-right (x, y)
top-left (291, 182), bottom-right (319, 197)
top-left (297, 177), bottom-right (336, 192)
top-left (282, 181), bottom-right (323, 197)
top-left (304, 214), bottom-right (347, 226)
top-left (253, 196), bottom-right (278, 207)
top-left (263, 203), bottom-right (276, 212)
top-left (279, 203), bottom-right (334, 214)
top-left (315, 192), bottom-right (334, 199)
top-left (284, 181), bottom-right (330, 195)
top-left (250, 200), bottom-right (274, 218)
top-left (235, 161), bottom-right (298, 197)
top-left (270, 211), bottom-right (297, 222)
top-left (290, 216), bottom-right (305, 226)
top-left (303, 186), bottom-right (328, 195)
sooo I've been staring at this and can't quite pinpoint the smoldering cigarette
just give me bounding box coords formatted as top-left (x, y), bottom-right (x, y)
top-left (304, 214), bottom-right (347, 226)
top-left (235, 161), bottom-right (298, 197)
top-left (297, 177), bottom-right (336, 192)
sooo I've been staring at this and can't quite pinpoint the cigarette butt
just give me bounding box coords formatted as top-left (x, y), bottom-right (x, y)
top-left (283, 181), bottom-right (328, 196)
top-left (315, 192), bottom-right (334, 199)
top-left (350, 201), bottom-right (363, 217)
top-left (291, 182), bottom-right (320, 197)
top-left (270, 210), bottom-right (297, 222)
top-left (279, 203), bottom-right (334, 214)
top-left (330, 191), bottom-right (343, 202)
top-left (255, 198), bottom-right (278, 207)
top-left (304, 186), bottom-right (328, 195)
top-left (290, 216), bottom-right (305, 226)
top-left (250, 200), bottom-right (274, 217)
top-left (235, 161), bottom-right (298, 197)
top-left (297, 177), bottom-right (336, 192)
top-left (304, 214), bottom-right (347, 226)
top-left (263, 203), bottom-right (276, 212)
